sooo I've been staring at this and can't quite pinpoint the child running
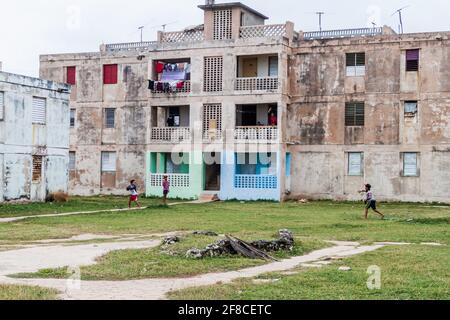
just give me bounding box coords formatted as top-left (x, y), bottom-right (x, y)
top-left (359, 184), bottom-right (384, 220)
top-left (126, 180), bottom-right (141, 209)
top-left (162, 175), bottom-right (170, 206)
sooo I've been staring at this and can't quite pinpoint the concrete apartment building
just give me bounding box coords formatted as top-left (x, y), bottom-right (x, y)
top-left (0, 70), bottom-right (71, 202)
top-left (39, 1), bottom-right (450, 203)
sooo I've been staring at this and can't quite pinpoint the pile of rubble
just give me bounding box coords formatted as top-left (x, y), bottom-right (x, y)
top-left (186, 229), bottom-right (295, 261)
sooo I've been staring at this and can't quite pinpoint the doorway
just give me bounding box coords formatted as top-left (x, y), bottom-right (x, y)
top-left (242, 57), bottom-right (258, 77)
top-left (204, 152), bottom-right (221, 191)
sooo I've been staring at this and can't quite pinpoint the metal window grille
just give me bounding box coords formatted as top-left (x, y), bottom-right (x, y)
top-left (346, 52), bottom-right (366, 76)
top-left (101, 152), bottom-right (116, 172)
top-left (104, 108), bottom-right (115, 128)
top-left (348, 152), bottom-right (363, 176)
top-left (203, 104), bottom-right (222, 139)
top-left (345, 102), bottom-right (365, 126)
top-left (403, 153), bottom-right (418, 176)
top-left (213, 10), bottom-right (232, 40)
top-left (32, 97), bottom-right (46, 124)
top-left (406, 49), bottom-right (419, 72)
top-left (70, 109), bottom-right (76, 128)
top-left (204, 56), bottom-right (223, 92)
top-left (69, 152), bottom-right (76, 171)
top-left (32, 155), bottom-right (43, 182)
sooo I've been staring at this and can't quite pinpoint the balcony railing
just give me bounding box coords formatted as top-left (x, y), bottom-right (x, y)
top-left (240, 24), bottom-right (287, 39)
top-left (105, 41), bottom-right (158, 52)
top-left (235, 77), bottom-right (279, 91)
top-left (150, 174), bottom-right (190, 188)
top-left (304, 27), bottom-right (383, 40)
top-left (150, 81), bottom-right (191, 94)
top-left (235, 126), bottom-right (279, 142)
top-left (151, 127), bottom-right (191, 142)
top-left (234, 175), bottom-right (278, 189)
top-left (203, 130), bottom-right (222, 141)
top-left (160, 30), bottom-right (204, 43)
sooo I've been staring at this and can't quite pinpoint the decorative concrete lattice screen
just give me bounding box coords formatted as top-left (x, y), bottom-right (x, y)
top-left (213, 10), bottom-right (232, 40)
top-left (204, 57), bottom-right (223, 92)
top-left (150, 174), bottom-right (190, 188)
top-left (203, 104), bottom-right (222, 140)
top-left (235, 175), bottom-right (278, 189)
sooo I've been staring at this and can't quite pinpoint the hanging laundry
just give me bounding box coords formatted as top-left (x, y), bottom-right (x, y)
top-left (148, 80), bottom-right (155, 91)
top-left (155, 62), bottom-right (165, 74)
top-left (176, 81), bottom-right (185, 89)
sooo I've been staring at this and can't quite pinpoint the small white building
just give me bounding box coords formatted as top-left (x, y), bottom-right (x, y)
top-left (0, 71), bottom-right (71, 202)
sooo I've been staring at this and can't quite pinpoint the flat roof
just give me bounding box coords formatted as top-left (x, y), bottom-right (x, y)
top-left (198, 2), bottom-right (268, 20)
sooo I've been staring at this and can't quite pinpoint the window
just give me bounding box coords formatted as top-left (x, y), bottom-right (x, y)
top-left (32, 97), bottom-right (46, 124)
top-left (406, 49), bottom-right (419, 72)
top-left (32, 155), bottom-right (43, 182)
top-left (66, 66), bottom-right (76, 85)
top-left (346, 53), bottom-right (366, 76)
top-left (101, 152), bottom-right (117, 172)
top-left (204, 57), bottom-right (223, 92)
top-left (345, 102), bottom-right (365, 126)
top-left (103, 64), bottom-right (118, 84)
top-left (348, 152), bottom-right (363, 176)
top-left (403, 153), bottom-right (419, 176)
top-left (0, 91), bottom-right (4, 120)
top-left (268, 56), bottom-right (279, 77)
top-left (404, 101), bottom-right (418, 117)
top-left (69, 152), bottom-right (76, 171)
top-left (213, 9), bottom-right (233, 40)
top-left (70, 109), bottom-right (76, 128)
top-left (104, 108), bottom-right (115, 128)
top-left (203, 104), bottom-right (222, 139)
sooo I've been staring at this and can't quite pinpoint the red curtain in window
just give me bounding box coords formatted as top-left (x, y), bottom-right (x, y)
top-left (103, 64), bottom-right (118, 84)
top-left (66, 66), bottom-right (76, 85)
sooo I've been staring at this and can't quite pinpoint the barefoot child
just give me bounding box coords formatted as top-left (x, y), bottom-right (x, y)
top-left (162, 175), bottom-right (170, 205)
top-left (126, 180), bottom-right (141, 209)
top-left (359, 184), bottom-right (384, 220)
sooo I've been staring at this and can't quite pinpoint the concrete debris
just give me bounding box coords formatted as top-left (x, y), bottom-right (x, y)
top-left (192, 231), bottom-right (219, 237)
top-left (185, 230), bottom-right (294, 261)
top-left (162, 236), bottom-right (180, 245)
top-left (298, 199), bottom-right (309, 204)
top-left (338, 266), bottom-right (352, 271)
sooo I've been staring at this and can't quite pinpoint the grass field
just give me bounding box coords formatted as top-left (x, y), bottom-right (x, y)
top-left (0, 285), bottom-right (58, 300)
top-left (0, 198), bottom-right (448, 300)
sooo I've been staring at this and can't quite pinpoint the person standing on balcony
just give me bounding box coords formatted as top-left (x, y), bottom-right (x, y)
top-left (269, 113), bottom-right (277, 126)
top-left (127, 180), bottom-right (141, 209)
top-left (162, 175), bottom-right (170, 206)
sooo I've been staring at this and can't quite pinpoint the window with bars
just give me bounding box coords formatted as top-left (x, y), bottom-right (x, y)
top-left (101, 152), bottom-right (117, 172)
top-left (346, 52), bottom-right (366, 76)
top-left (204, 57), bottom-right (223, 92)
top-left (203, 104), bottom-right (222, 139)
top-left (0, 91), bottom-right (4, 120)
top-left (103, 64), bottom-right (118, 84)
top-left (32, 97), bottom-right (46, 125)
top-left (66, 66), bottom-right (76, 85)
top-left (70, 109), bottom-right (76, 128)
top-left (404, 101), bottom-right (418, 117)
top-left (69, 152), bottom-right (76, 171)
top-left (213, 10), bottom-right (233, 40)
top-left (345, 102), bottom-right (365, 126)
top-left (402, 152), bottom-right (419, 176)
top-left (32, 155), bottom-right (43, 182)
top-left (104, 108), bottom-right (116, 129)
top-left (406, 49), bottom-right (419, 72)
top-left (348, 152), bottom-right (363, 176)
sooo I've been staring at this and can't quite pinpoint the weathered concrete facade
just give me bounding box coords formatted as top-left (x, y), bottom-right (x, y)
top-left (39, 1), bottom-right (450, 203)
top-left (0, 72), bottom-right (71, 202)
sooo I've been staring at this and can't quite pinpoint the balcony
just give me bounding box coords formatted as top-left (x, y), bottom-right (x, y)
top-left (149, 173), bottom-right (190, 188)
top-left (151, 127), bottom-right (191, 143)
top-left (235, 126), bottom-right (278, 142)
top-left (150, 80), bottom-right (191, 95)
top-left (239, 24), bottom-right (287, 39)
top-left (235, 77), bottom-right (279, 92)
top-left (234, 175), bottom-right (278, 189)
top-left (303, 27), bottom-right (383, 40)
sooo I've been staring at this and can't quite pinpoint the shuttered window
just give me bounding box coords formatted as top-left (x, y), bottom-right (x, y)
top-left (70, 109), bottom-right (76, 128)
top-left (101, 152), bottom-right (117, 172)
top-left (32, 155), bottom-right (43, 182)
top-left (406, 49), bottom-right (419, 72)
top-left (403, 153), bottom-right (419, 176)
top-left (268, 56), bottom-right (279, 77)
top-left (66, 66), bottom-right (76, 85)
top-left (69, 152), bottom-right (76, 171)
top-left (348, 152), bottom-right (363, 176)
top-left (346, 53), bottom-right (366, 76)
top-left (0, 91), bottom-right (4, 120)
top-left (103, 64), bottom-right (118, 84)
top-left (345, 102), bottom-right (365, 126)
top-left (32, 97), bottom-right (46, 124)
top-left (104, 108), bottom-right (115, 128)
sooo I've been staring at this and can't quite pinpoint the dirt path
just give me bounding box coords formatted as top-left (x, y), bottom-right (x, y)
top-left (0, 240), bottom-right (387, 300)
top-left (0, 200), bottom-right (212, 224)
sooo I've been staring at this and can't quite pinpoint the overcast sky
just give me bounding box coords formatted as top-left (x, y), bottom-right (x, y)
top-left (1, 0), bottom-right (449, 77)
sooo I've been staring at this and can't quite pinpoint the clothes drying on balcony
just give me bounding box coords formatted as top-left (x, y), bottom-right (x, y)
top-left (148, 80), bottom-right (186, 93)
